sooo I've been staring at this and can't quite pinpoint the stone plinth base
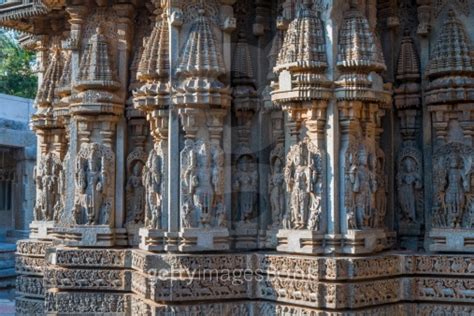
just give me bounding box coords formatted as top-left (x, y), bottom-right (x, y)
top-left (342, 229), bottom-right (393, 254)
top-left (45, 291), bottom-right (130, 314)
top-left (399, 223), bottom-right (423, 250)
top-left (16, 248), bottom-right (474, 314)
top-left (0, 243), bottom-right (15, 289)
top-left (128, 300), bottom-right (474, 316)
top-left (263, 228), bottom-right (278, 249)
top-left (276, 229), bottom-right (394, 254)
top-left (29, 221), bottom-right (55, 240)
top-left (276, 229), bottom-right (325, 254)
top-left (399, 222), bottom-right (422, 236)
top-left (233, 222), bottom-right (258, 249)
top-left (125, 222), bottom-right (142, 246)
top-left (429, 228), bottom-right (474, 252)
top-left (178, 228), bottom-right (230, 252)
top-left (139, 228), bottom-right (165, 252)
top-left (16, 297), bottom-right (44, 315)
top-left (54, 226), bottom-right (127, 247)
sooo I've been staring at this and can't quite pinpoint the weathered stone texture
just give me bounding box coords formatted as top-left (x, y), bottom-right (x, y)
top-left (1, 0), bottom-right (474, 314)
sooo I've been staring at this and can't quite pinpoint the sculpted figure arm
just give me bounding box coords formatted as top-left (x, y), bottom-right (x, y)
top-left (462, 171), bottom-right (470, 192)
top-left (76, 158), bottom-right (87, 194)
top-left (284, 163), bottom-right (294, 192)
top-left (126, 173), bottom-right (133, 193)
top-left (415, 172), bottom-right (423, 190)
top-left (349, 164), bottom-right (358, 192)
top-left (97, 156), bottom-right (106, 192)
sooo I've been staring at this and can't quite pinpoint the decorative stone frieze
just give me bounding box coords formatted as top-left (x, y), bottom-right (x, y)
top-left (2, 0), bottom-right (474, 314)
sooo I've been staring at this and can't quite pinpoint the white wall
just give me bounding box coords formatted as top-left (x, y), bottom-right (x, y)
top-left (0, 93), bottom-right (33, 124)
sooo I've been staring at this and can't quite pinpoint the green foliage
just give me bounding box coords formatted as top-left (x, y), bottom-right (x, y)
top-left (0, 30), bottom-right (37, 99)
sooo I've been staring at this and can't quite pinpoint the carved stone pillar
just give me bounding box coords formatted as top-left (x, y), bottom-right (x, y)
top-left (272, 2), bottom-right (332, 254)
top-left (426, 10), bottom-right (474, 253)
top-left (123, 7), bottom-right (152, 247)
top-left (394, 34), bottom-right (424, 250)
top-left (56, 5), bottom-right (129, 246)
top-left (173, 7), bottom-right (232, 252)
top-left (30, 41), bottom-right (66, 240)
top-left (335, 2), bottom-right (393, 254)
top-left (262, 14), bottom-right (286, 249)
top-left (416, 0), bottom-right (431, 36)
top-left (231, 33), bottom-right (260, 250)
top-left (133, 1), bottom-right (170, 252)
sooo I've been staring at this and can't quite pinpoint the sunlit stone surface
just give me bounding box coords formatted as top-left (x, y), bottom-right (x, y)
top-left (1, 0), bottom-right (474, 314)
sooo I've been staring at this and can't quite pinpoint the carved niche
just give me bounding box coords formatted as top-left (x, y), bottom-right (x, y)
top-left (142, 146), bottom-right (164, 230)
top-left (397, 147), bottom-right (423, 225)
top-left (125, 148), bottom-right (147, 226)
top-left (268, 143), bottom-right (285, 229)
top-left (432, 142), bottom-right (473, 229)
top-left (283, 137), bottom-right (324, 231)
top-left (345, 139), bottom-right (379, 230)
top-left (180, 139), bottom-right (226, 229)
top-left (34, 153), bottom-right (63, 222)
top-left (233, 151), bottom-right (258, 224)
top-left (73, 143), bottom-right (115, 226)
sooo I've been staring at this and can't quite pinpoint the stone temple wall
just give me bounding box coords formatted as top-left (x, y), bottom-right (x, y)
top-left (1, 0), bottom-right (474, 314)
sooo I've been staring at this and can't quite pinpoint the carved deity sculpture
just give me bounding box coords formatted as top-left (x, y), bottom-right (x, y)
top-left (308, 154), bottom-right (323, 231)
top-left (433, 143), bottom-right (473, 228)
top-left (444, 153), bottom-right (470, 228)
top-left (126, 160), bottom-right (145, 224)
top-left (397, 151), bottom-right (423, 224)
top-left (193, 141), bottom-right (214, 227)
top-left (375, 147), bottom-right (387, 228)
top-left (181, 139), bottom-right (197, 228)
top-left (284, 138), bottom-right (323, 230)
top-left (181, 138), bottom-right (226, 229)
top-left (74, 143), bottom-right (114, 226)
top-left (143, 149), bottom-right (162, 229)
top-left (347, 143), bottom-right (377, 229)
top-left (269, 145), bottom-right (285, 228)
top-left (34, 153), bottom-right (62, 222)
top-left (211, 144), bottom-right (226, 228)
top-left (233, 154), bottom-right (258, 223)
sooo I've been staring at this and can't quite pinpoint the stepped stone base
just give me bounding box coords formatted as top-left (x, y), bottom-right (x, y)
top-left (276, 229), bottom-right (396, 254)
top-left (429, 228), bottom-right (474, 252)
top-left (277, 229), bottom-right (326, 254)
top-left (53, 226), bottom-right (128, 247)
top-left (0, 243), bottom-right (15, 289)
top-left (14, 239), bottom-right (474, 314)
top-left (139, 228), bottom-right (165, 252)
top-left (29, 221), bottom-right (55, 240)
top-left (233, 222), bottom-right (258, 250)
top-left (178, 228), bottom-right (230, 252)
